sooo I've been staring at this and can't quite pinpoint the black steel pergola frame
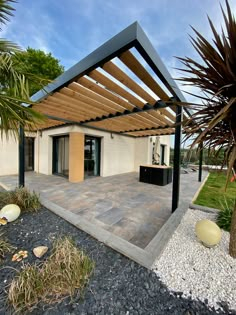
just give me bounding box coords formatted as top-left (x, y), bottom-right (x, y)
top-left (19, 21), bottom-right (203, 212)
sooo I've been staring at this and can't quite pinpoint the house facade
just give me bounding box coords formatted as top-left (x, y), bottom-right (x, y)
top-left (0, 126), bottom-right (170, 182)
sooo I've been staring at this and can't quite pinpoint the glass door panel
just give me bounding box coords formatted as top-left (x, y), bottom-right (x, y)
top-left (53, 136), bottom-right (69, 177)
top-left (84, 136), bottom-right (100, 178)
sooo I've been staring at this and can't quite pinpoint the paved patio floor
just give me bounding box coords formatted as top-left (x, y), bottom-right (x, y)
top-left (0, 171), bottom-right (207, 267)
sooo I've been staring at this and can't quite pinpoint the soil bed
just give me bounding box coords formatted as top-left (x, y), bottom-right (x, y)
top-left (0, 206), bottom-right (232, 315)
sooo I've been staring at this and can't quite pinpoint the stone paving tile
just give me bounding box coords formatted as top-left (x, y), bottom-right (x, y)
top-left (107, 217), bottom-right (140, 241)
top-left (0, 171), bottom-right (208, 250)
top-left (97, 207), bottom-right (125, 225)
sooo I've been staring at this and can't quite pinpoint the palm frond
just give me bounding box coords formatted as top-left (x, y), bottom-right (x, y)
top-left (0, 0), bottom-right (16, 29)
top-left (0, 39), bottom-right (22, 52)
top-left (177, 0), bottom-right (236, 176)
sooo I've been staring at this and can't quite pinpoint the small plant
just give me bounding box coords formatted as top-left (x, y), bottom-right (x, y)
top-left (0, 233), bottom-right (15, 262)
top-left (217, 199), bottom-right (234, 232)
top-left (0, 187), bottom-right (41, 212)
top-left (8, 237), bottom-right (95, 313)
top-left (9, 264), bottom-right (45, 311)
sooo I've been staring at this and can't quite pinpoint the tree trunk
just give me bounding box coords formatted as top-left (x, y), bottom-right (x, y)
top-left (229, 198), bottom-right (236, 257)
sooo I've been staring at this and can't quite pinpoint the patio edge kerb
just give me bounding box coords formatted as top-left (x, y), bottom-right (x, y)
top-left (145, 206), bottom-right (188, 267)
top-left (191, 172), bottom-right (209, 203)
top-left (40, 197), bottom-right (154, 269)
top-left (189, 203), bottom-right (220, 214)
top-left (0, 182), bottom-right (10, 191)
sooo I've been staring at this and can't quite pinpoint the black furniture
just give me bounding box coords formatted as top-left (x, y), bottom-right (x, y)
top-left (139, 165), bottom-right (172, 186)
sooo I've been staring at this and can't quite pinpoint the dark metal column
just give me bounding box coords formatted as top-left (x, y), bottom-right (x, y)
top-left (19, 126), bottom-right (25, 187)
top-left (198, 142), bottom-right (203, 182)
top-left (172, 105), bottom-right (183, 212)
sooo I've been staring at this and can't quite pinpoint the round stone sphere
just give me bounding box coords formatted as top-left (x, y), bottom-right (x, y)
top-left (195, 219), bottom-right (222, 247)
top-left (0, 204), bottom-right (21, 222)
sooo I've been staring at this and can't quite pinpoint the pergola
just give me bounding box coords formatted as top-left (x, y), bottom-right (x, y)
top-left (19, 22), bottom-right (202, 212)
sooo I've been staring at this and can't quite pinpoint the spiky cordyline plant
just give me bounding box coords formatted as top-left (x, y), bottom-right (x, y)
top-left (177, 0), bottom-right (236, 257)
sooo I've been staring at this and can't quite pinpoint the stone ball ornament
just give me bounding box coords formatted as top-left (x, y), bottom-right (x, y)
top-left (195, 219), bottom-right (222, 248)
top-left (0, 204), bottom-right (21, 222)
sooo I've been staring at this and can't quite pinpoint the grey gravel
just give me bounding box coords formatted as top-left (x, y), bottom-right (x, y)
top-left (153, 209), bottom-right (236, 313)
top-left (0, 207), bottom-right (233, 314)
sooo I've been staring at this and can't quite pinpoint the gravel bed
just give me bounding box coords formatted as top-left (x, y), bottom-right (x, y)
top-left (0, 207), bottom-right (232, 315)
top-left (153, 209), bottom-right (236, 314)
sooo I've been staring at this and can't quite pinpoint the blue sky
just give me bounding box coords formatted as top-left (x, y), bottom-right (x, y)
top-left (2, 0), bottom-right (235, 147)
top-left (1, 0), bottom-right (235, 111)
top-left (3, 1), bottom-right (234, 76)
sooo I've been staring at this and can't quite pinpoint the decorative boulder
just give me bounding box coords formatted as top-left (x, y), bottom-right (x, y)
top-left (195, 219), bottom-right (222, 247)
top-left (0, 204), bottom-right (21, 222)
top-left (33, 246), bottom-right (48, 258)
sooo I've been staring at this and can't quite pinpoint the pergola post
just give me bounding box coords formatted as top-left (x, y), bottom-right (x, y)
top-left (19, 126), bottom-right (25, 187)
top-left (198, 142), bottom-right (203, 182)
top-left (172, 105), bottom-right (183, 212)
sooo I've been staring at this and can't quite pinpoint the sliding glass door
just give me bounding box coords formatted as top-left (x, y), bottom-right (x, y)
top-left (84, 136), bottom-right (100, 178)
top-left (53, 136), bottom-right (69, 177)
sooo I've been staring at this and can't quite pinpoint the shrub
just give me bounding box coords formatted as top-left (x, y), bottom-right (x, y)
top-left (217, 199), bottom-right (234, 232)
top-left (0, 187), bottom-right (41, 212)
top-left (8, 237), bottom-right (95, 312)
top-left (0, 234), bottom-right (15, 262)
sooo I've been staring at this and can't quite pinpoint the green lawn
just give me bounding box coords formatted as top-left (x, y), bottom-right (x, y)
top-left (194, 171), bottom-right (236, 210)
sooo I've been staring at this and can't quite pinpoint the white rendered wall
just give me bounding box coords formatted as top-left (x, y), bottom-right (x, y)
top-left (0, 133), bottom-right (18, 175)
top-left (0, 132), bottom-right (36, 176)
top-left (36, 125), bottom-right (135, 177)
top-left (0, 126), bottom-right (171, 178)
top-left (134, 137), bottom-right (150, 171)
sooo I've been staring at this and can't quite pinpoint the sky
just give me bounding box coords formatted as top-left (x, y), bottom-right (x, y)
top-left (2, 0), bottom-right (235, 146)
top-left (2, 1), bottom-right (235, 80)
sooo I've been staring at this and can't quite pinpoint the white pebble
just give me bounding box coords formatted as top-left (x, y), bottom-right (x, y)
top-left (153, 209), bottom-right (236, 311)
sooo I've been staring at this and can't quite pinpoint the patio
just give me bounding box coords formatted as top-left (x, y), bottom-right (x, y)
top-left (0, 171), bottom-right (207, 267)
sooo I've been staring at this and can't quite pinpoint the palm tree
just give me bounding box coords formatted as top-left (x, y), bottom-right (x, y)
top-left (0, 0), bottom-right (44, 137)
top-left (177, 0), bottom-right (236, 257)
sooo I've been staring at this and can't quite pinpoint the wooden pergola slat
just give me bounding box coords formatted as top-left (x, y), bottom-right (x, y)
top-left (88, 69), bottom-right (145, 109)
top-left (60, 87), bottom-right (118, 115)
top-left (102, 61), bottom-right (156, 105)
top-left (78, 77), bottom-right (135, 111)
top-left (119, 50), bottom-right (170, 101)
top-left (39, 100), bottom-right (93, 120)
top-left (68, 82), bottom-right (125, 113)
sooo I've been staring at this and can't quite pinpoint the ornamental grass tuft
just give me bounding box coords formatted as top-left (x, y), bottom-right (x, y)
top-left (8, 237), bottom-right (95, 313)
top-left (0, 187), bottom-right (41, 212)
top-left (0, 233), bottom-right (15, 262)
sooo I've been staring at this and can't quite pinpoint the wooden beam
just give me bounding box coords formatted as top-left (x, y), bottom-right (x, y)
top-left (125, 128), bottom-right (175, 137)
top-left (35, 102), bottom-right (91, 122)
top-left (34, 100), bottom-right (91, 120)
top-left (68, 81), bottom-right (124, 113)
top-left (102, 61), bottom-right (156, 105)
top-left (119, 50), bottom-right (169, 100)
top-left (48, 93), bottom-right (107, 117)
top-left (61, 86), bottom-right (119, 115)
top-left (87, 119), bottom-right (134, 132)
top-left (58, 89), bottom-right (114, 115)
top-left (88, 69), bottom-right (145, 108)
top-left (40, 95), bottom-right (102, 119)
top-left (78, 76), bottom-right (135, 111)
